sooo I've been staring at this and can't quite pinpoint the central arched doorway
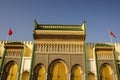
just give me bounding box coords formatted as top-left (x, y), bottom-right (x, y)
top-left (2, 61), bottom-right (18, 80)
top-left (100, 63), bottom-right (113, 80)
top-left (49, 59), bottom-right (67, 80)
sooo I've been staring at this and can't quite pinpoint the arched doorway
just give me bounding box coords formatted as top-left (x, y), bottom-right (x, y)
top-left (2, 61), bottom-right (18, 80)
top-left (100, 63), bottom-right (113, 80)
top-left (49, 60), bottom-right (67, 80)
top-left (33, 64), bottom-right (45, 80)
top-left (21, 71), bottom-right (29, 80)
top-left (88, 72), bottom-right (95, 80)
top-left (71, 65), bottom-right (82, 80)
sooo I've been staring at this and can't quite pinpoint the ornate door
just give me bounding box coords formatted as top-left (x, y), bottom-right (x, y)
top-left (51, 61), bottom-right (67, 80)
top-left (72, 65), bottom-right (81, 80)
top-left (33, 64), bottom-right (45, 80)
top-left (100, 64), bottom-right (112, 80)
top-left (21, 71), bottom-right (29, 80)
top-left (2, 62), bottom-right (18, 80)
top-left (88, 73), bottom-right (95, 80)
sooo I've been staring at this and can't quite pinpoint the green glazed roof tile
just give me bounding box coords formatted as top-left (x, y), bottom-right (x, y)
top-left (95, 43), bottom-right (112, 47)
top-left (35, 24), bottom-right (83, 31)
top-left (33, 20), bottom-right (85, 31)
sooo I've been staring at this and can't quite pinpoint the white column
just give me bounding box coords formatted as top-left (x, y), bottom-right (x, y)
top-left (81, 73), bottom-right (86, 80)
top-left (56, 44), bottom-right (58, 52)
top-left (111, 74), bottom-right (115, 80)
top-left (50, 44), bottom-right (52, 53)
top-left (98, 74), bottom-right (100, 80)
top-left (45, 73), bottom-right (47, 80)
top-left (64, 44), bottom-right (66, 53)
top-left (45, 44), bottom-right (46, 52)
top-left (95, 74), bottom-right (97, 80)
top-left (16, 72), bottom-right (19, 80)
top-left (68, 73), bottom-right (71, 80)
top-left (115, 74), bottom-right (117, 80)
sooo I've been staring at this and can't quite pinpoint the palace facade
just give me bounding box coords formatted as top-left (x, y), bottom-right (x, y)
top-left (0, 20), bottom-right (120, 80)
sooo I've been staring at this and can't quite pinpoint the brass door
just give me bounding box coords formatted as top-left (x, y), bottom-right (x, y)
top-left (21, 71), bottom-right (29, 80)
top-left (51, 61), bottom-right (66, 80)
top-left (88, 73), bottom-right (95, 80)
top-left (6, 62), bottom-right (18, 80)
top-left (36, 65), bottom-right (45, 80)
top-left (72, 66), bottom-right (81, 80)
top-left (100, 64), bottom-right (112, 80)
top-left (33, 64), bottom-right (45, 80)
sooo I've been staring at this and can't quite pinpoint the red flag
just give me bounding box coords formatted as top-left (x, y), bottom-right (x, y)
top-left (8, 28), bottom-right (13, 36)
top-left (110, 31), bottom-right (116, 38)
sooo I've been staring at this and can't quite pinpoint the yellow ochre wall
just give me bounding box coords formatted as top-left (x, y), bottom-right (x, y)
top-left (0, 41), bottom-right (120, 80)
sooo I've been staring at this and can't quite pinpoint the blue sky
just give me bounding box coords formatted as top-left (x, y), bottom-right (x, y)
top-left (0, 0), bottom-right (120, 43)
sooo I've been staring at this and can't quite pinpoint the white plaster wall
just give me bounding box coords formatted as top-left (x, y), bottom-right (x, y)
top-left (87, 59), bottom-right (96, 74)
top-left (21, 57), bottom-right (31, 73)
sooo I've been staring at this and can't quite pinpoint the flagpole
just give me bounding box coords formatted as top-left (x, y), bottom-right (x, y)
top-left (110, 34), bottom-right (112, 43)
top-left (109, 30), bottom-right (116, 44)
top-left (109, 29), bottom-right (112, 43)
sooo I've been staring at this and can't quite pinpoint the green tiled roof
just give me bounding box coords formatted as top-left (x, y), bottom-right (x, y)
top-left (37, 24), bottom-right (83, 31)
top-left (95, 43), bottom-right (112, 47)
top-left (5, 42), bottom-right (24, 45)
top-left (34, 20), bottom-right (84, 31)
